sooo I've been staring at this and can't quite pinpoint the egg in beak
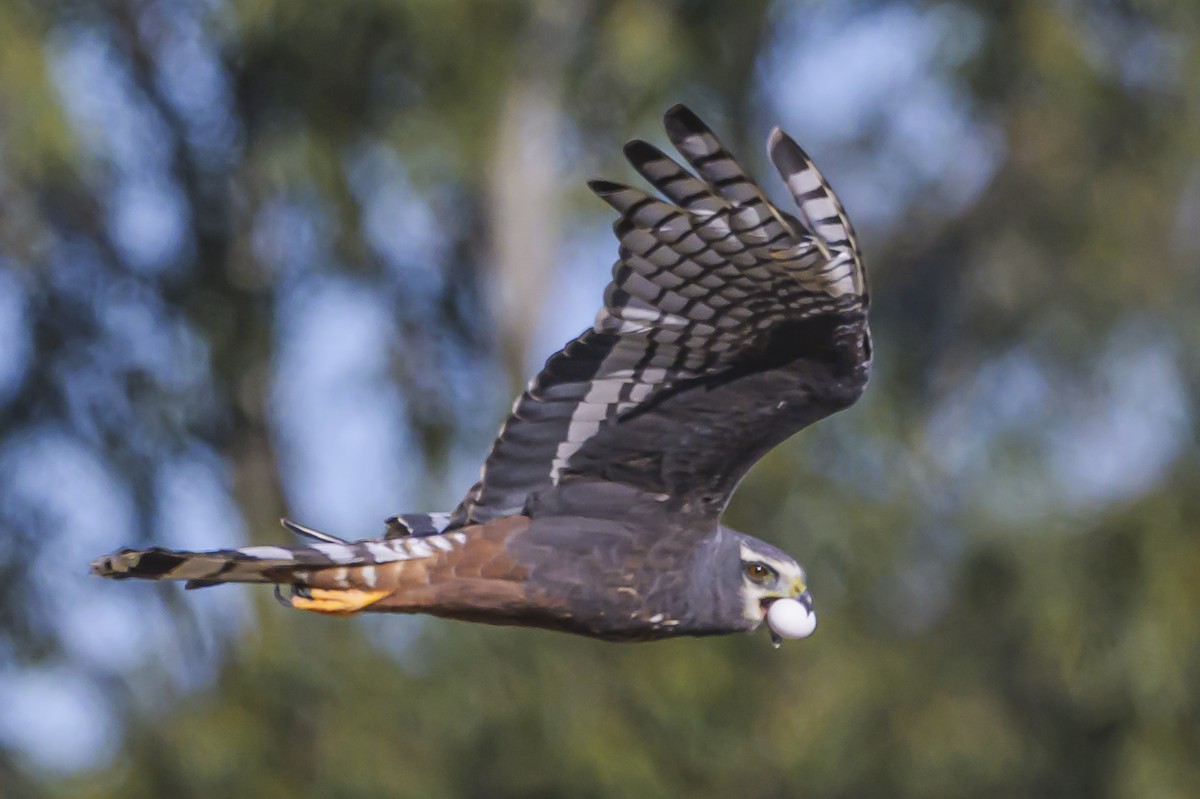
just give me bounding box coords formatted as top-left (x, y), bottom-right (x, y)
top-left (763, 584), bottom-right (816, 647)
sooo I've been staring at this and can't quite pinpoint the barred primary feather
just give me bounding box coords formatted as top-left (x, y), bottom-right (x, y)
top-left (455, 103), bottom-right (868, 526)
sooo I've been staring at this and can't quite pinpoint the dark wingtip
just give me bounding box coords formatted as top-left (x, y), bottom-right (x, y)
top-left (766, 126), bottom-right (786, 156)
top-left (663, 103), bottom-right (709, 140)
top-left (767, 126), bottom-right (808, 174)
top-left (622, 139), bottom-right (662, 167)
top-left (587, 178), bottom-right (624, 196)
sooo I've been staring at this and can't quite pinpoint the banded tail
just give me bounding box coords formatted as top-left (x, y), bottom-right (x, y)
top-left (90, 516), bottom-right (468, 614)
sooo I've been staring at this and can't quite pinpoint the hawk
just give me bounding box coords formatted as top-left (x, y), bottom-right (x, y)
top-left (93, 105), bottom-right (870, 645)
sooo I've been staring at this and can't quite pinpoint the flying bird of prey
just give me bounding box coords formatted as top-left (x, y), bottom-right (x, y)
top-left (93, 105), bottom-right (870, 645)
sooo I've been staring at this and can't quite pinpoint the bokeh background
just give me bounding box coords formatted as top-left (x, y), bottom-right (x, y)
top-left (1, 0), bottom-right (1198, 796)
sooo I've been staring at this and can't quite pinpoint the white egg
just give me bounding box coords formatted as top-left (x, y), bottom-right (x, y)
top-left (766, 597), bottom-right (817, 639)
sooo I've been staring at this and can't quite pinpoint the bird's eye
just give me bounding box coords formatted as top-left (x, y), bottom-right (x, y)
top-left (744, 562), bottom-right (774, 583)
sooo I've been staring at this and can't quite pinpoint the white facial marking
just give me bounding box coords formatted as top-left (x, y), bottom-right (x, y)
top-left (738, 541), bottom-right (807, 624)
top-left (738, 543), bottom-right (801, 580)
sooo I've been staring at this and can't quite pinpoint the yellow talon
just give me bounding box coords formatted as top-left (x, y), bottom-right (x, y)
top-left (285, 588), bottom-right (390, 616)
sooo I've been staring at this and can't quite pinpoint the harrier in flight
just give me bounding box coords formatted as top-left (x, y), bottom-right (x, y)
top-left (94, 105), bottom-right (870, 645)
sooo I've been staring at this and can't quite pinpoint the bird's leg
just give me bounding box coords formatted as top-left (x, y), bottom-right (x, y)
top-left (277, 586), bottom-right (390, 616)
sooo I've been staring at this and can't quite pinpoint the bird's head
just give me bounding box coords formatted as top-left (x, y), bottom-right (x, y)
top-left (737, 536), bottom-right (816, 646)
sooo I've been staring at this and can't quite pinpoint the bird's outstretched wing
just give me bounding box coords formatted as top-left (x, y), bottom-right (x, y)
top-left (454, 105), bottom-right (871, 526)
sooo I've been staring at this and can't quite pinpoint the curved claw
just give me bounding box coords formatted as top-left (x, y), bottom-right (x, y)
top-left (273, 584), bottom-right (293, 608)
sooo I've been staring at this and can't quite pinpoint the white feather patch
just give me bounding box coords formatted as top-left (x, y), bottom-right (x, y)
top-left (239, 546), bottom-right (294, 560)
top-left (405, 540), bottom-right (435, 558)
top-left (312, 543), bottom-right (358, 563)
top-left (366, 541), bottom-right (404, 563)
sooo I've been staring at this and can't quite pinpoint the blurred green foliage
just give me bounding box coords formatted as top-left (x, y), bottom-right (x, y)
top-left (1, 0), bottom-right (1198, 797)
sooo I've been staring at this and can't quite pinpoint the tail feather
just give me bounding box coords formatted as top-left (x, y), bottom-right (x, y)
top-left (90, 518), bottom-right (468, 590)
top-left (90, 544), bottom-right (317, 584)
top-left (280, 517), bottom-right (349, 544)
